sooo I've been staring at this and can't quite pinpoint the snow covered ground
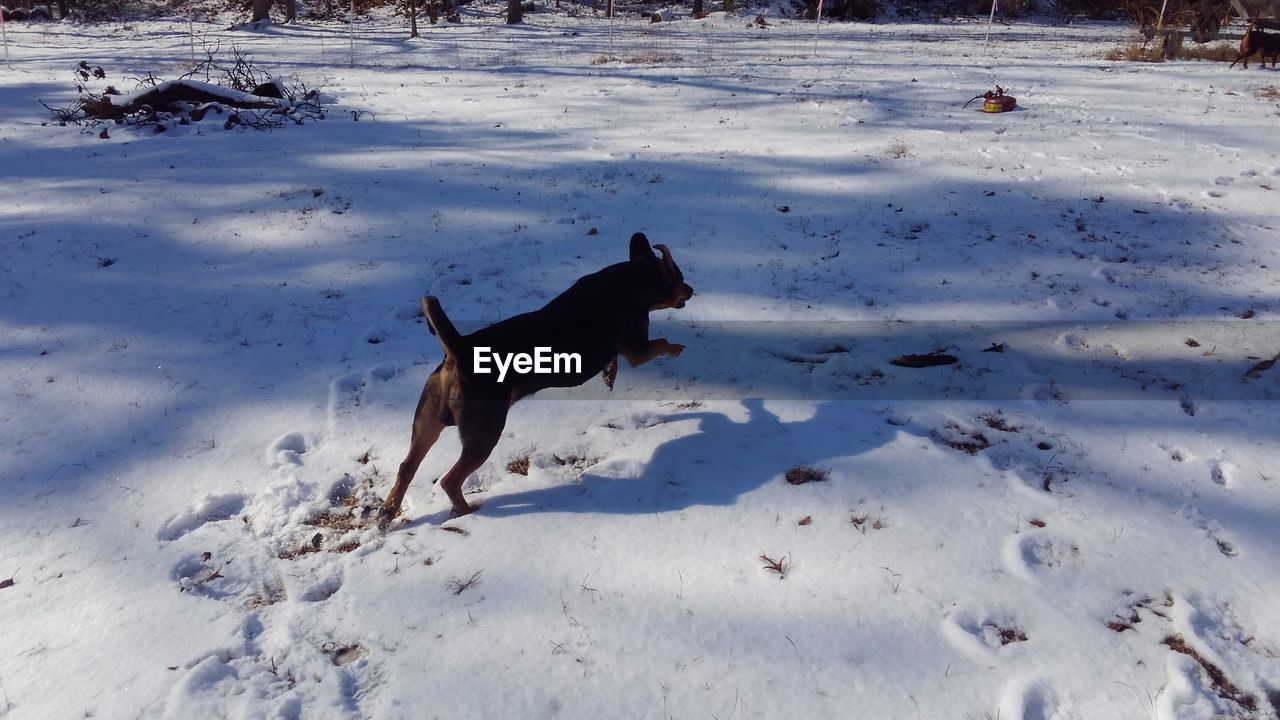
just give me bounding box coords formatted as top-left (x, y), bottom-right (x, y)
top-left (2, 8), bottom-right (1280, 719)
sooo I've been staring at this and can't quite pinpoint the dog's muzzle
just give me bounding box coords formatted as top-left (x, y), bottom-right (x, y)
top-left (676, 284), bottom-right (693, 309)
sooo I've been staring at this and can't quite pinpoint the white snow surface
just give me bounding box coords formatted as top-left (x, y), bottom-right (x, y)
top-left (2, 10), bottom-right (1280, 720)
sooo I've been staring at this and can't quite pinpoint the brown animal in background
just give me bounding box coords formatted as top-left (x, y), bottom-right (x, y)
top-left (1231, 23), bottom-right (1280, 68)
top-left (379, 233), bottom-right (693, 527)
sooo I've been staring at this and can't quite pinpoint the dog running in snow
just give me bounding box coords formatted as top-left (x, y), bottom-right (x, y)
top-left (1231, 23), bottom-right (1280, 69)
top-left (379, 232), bottom-right (693, 527)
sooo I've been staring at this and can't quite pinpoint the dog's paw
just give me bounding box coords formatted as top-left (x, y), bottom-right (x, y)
top-left (602, 356), bottom-right (618, 390)
top-left (375, 505), bottom-right (398, 532)
top-left (666, 343), bottom-right (685, 358)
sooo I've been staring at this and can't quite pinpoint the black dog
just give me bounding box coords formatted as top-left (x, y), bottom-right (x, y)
top-left (380, 233), bottom-right (693, 527)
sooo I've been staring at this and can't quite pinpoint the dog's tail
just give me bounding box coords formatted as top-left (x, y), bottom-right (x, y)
top-left (421, 296), bottom-right (463, 358)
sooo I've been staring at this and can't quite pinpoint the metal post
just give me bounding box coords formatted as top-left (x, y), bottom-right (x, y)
top-left (188, 0), bottom-right (196, 67)
top-left (813, 0), bottom-right (823, 57)
top-left (984, 0), bottom-right (998, 46)
top-left (349, 0), bottom-right (356, 67)
top-left (1, 8), bottom-right (10, 67)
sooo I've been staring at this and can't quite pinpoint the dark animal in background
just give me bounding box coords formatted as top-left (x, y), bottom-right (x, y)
top-left (380, 233), bottom-right (694, 527)
top-left (1231, 23), bottom-right (1280, 68)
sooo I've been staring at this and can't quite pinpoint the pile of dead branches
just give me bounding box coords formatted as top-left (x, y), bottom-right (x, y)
top-left (45, 49), bottom-right (328, 133)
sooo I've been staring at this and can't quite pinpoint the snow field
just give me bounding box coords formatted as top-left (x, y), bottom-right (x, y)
top-left (1, 10), bottom-right (1279, 719)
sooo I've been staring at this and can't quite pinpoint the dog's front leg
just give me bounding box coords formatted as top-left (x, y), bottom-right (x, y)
top-left (621, 338), bottom-right (685, 367)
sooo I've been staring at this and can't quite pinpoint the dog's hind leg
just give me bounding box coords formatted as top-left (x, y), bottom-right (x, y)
top-left (380, 411), bottom-right (446, 529)
top-left (437, 410), bottom-right (507, 516)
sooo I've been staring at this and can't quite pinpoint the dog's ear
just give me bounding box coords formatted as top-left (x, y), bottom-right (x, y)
top-left (654, 244), bottom-right (678, 282)
top-left (629, 232), bottom-right (654, 262)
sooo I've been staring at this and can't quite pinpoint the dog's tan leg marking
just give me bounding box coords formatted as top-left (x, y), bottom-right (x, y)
top-left (381, 413), bottom-right (446, 526)
top-left (621, 338), bottom-right (684, 368)
top-left (437, 416), bottom-right (506, 515)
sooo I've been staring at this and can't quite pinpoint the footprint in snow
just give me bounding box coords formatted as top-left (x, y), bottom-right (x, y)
top-left (369, 363), bottom-right (398, 383)
top-left (1177, 506), bottom-right (1239, 558)
top-left (1002, 531), bottom-right (1078, 581)
top-left (157, 493), bottom-right (247, 541)
top-left (324, 372), bottom-right (369, 439)
top-left (359, 300), bottom-right (437, 348)
top-left (940, 609), bottom-right (998, 665)
top-left (332, 372), bottom-right (366, 405)
top-left (172, 554), bottom-right (236, 600)
top-left (300, 572), bottom-right (344, 603)
top-left (268, 431), bottom-right (310, 467)
top-left (940, 608), bottom-right (1030, 668)
top-left (998, 677), bottom-right (1059, 720)
top-left (326, 364), bottom-right (406, 443)
top-left (329, 363), bottom-right (399, 416)
top-left (1162, 444), bottom-right (1193, 463)
top-left (1209, 459), bottom-right (1234, 488)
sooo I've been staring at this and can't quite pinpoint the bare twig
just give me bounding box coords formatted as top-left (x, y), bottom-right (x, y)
top-left (447, 571), bottom-right (483, 595)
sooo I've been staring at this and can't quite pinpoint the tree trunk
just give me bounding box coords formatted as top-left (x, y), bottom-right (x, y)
top-left (284, 0), bottom-right (296, 23)
top-left (507, 0), bottom-right (522, 23)
top-left (56, 0), bottom-right (69, 19)
top-left (251, 0), bottom-right (272, 22)
top-left (409, 0), bottom-right (419, 36)
top-left (692, 0), bottom-right (703, 15)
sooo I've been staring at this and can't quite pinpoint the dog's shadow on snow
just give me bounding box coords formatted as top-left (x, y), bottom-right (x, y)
top-left (480, 398), bottom-right (907, 517)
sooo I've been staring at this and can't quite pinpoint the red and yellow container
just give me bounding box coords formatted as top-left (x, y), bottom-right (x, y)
top-left (982, 94), bottom-right (1016, 113)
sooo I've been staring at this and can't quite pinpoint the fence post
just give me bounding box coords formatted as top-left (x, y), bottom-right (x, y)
top-left (2, 9), bottom-right (10, 68)
top-left (813, 0), bottom-right (823, 57)
top-left (985, 0), bottom-right (998, 46)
